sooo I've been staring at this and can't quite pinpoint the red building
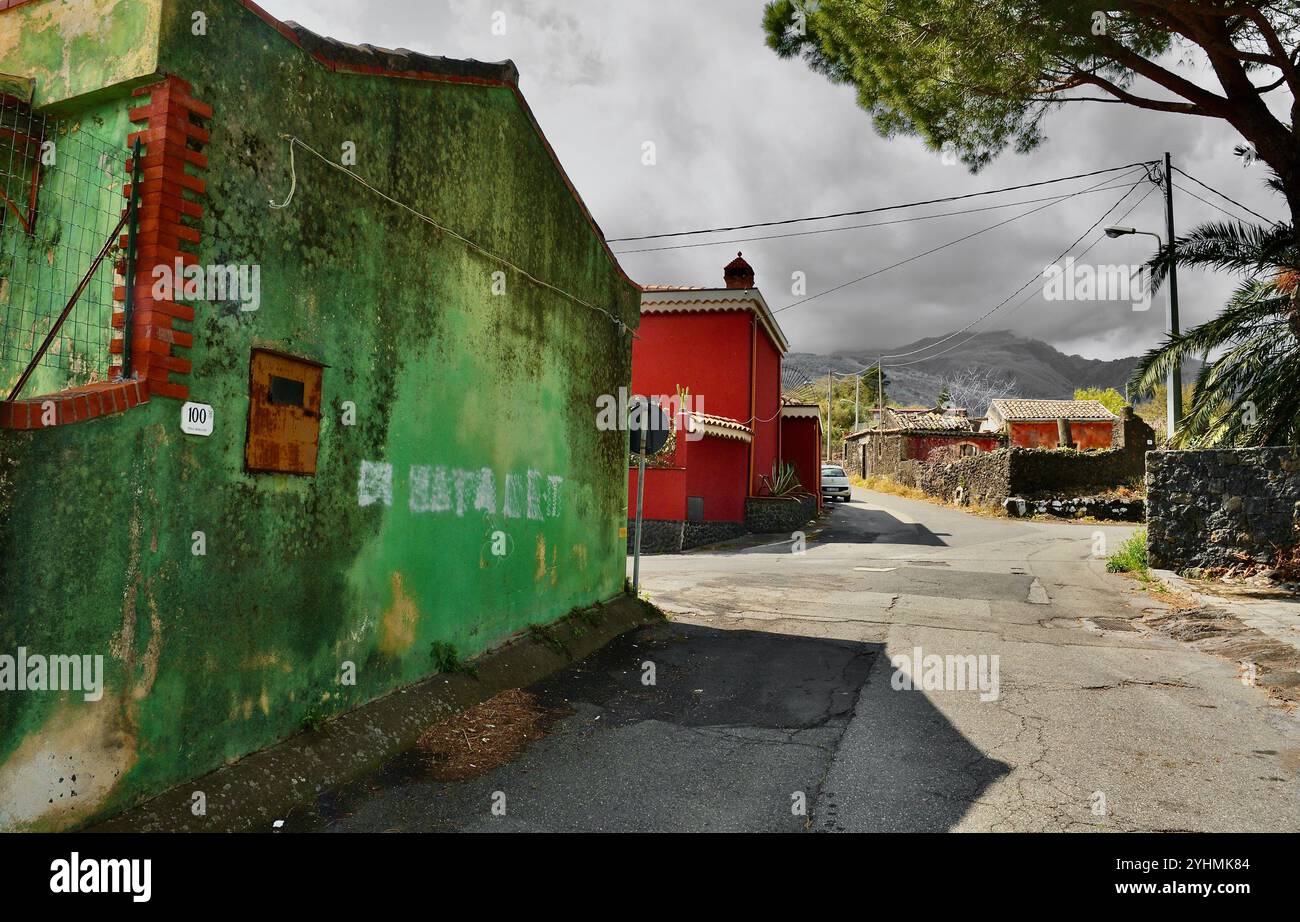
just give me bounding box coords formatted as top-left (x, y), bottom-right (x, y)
top-left (981, 398), bottom-right (1120, 449)
top-left (846, 408), bottom-right (1004, 478)
top-left (629, 255), bottom-right (821, 550)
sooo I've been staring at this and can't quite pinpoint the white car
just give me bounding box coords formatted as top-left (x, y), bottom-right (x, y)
top-left (821, 464), bottom-right (852, 503)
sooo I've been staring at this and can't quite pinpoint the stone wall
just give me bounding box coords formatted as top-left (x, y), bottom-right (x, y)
top-left (627, 519), bottom-right (686, 555)
top-left (869, 409), bottom-right (1154, 515)
top-left (1146, 447), bottom-right (1300, 572)
top-left (626, 518), bottom-right (749, 554)
top-left (744, 494), bottom-right (818, 534)
top-left (1006, 495), bottom-right (1145, 522)
top-left (895, 451), bottom-right (1012, 509)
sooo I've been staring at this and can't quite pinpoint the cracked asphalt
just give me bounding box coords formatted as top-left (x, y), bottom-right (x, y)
top-left (283, 488), bottom-right (1300, 832)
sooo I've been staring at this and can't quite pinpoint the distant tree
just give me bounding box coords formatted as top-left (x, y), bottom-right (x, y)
top-left (940, 367), bottom-right (1018, 417)
top-left (762, 0), bottom-right (1300, 233)
top-left (800, 366), bottom-right (886, 450)
top-left (1074, 386), bottom-right (1127, 415)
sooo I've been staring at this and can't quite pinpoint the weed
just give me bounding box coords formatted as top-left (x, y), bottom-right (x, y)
top-left (1106, 527), bottom-right (1149, 575)
top-left (430, 640), bottom-right (478, 678)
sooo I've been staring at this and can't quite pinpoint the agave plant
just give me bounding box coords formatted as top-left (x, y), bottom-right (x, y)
top-left (1130, 211), bottom-right (1299, 447)
top-left (761, 460), bottom-right (803, 496)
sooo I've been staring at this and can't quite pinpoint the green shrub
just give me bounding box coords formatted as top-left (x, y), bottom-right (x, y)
top-left (1106, 528), bottom-right (1149, 574)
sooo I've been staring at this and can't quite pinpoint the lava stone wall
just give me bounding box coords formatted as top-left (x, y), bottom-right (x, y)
top-left (1146, 448), bottom-right (1300, 572)
top-left (743, 494), bottom-right (818, 534)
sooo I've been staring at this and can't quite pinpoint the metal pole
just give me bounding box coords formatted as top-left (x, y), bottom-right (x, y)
top-left (825, 375), bottom-right (832, 459)
top-left (632, 427), bottom-right (646, 593)
top-left (123, 136), bottom-right (142, 381)
top-left (1163, 151), bottom-right (1183, 440)
top-left (877, 362), bottom-right (883, 429)
top-left (854, 374), bottom-right (860, 432)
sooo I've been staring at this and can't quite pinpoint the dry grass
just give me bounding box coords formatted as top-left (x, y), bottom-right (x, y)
top-left (856, 474), bottom-right (1009, 518)
top-left (415, 689), bottom-right (562, 781)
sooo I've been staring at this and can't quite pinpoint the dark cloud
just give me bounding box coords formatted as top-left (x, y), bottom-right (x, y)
top-left (261, 0), bottom-right (1290, 361)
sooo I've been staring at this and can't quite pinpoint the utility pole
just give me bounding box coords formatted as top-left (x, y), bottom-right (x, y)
top-left (853, 374), bottom-right (860, 433)
top-left (825, 374), bottom-right (832, 459)
top-left (1163, 151), bottom-right (1183, 440)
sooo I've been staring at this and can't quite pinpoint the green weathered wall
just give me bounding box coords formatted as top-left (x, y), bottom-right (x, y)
top-left (0, 0), bottom-right (162, 108)
top-left (0, 0), bottom-right (637, 830)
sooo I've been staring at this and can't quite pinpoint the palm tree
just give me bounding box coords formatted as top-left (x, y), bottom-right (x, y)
top-left (1130, 209), bottom-right (1299, 448)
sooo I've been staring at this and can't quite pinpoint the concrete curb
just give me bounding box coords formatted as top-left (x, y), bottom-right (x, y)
top-left (1151, 569), bottom-right (1300, 657)
top-left (91, 596), bottom-right (663, 832)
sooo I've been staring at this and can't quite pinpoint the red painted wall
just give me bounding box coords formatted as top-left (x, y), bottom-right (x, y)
top-left (751, 326), bottom-right (783, 494)
top-left (685, 436), bottom-right (749, 522)
top-left (1008, 421), bottom-right (1114, 450)
top-left (632, 311), bottom-right (753, 422)
top-left (631, 306), bottom-right (787, 523)
top-left (905, 434), bottom-right (1003, 461)
top-left (628, 466), bottom-right (686, 519)
top-left (780, 415), bottom-right (822, 502)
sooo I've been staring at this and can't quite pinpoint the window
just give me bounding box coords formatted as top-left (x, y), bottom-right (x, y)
top-left (687, 496), bottom-right (704, 522)
top-left (245, 349), bottom-right (324, 475)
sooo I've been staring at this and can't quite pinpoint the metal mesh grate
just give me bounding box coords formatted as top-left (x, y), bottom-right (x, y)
top-left (0, 93), bottom-right (128, 398)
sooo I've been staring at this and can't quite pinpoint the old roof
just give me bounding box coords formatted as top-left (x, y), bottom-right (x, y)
top-left (844, 408), bottom-right (977, 439)
top-left (283, 20), bottom-right (520, 84)
top-left (888, 411), bottom-right (976, 433)
top-left (989, 398), bottom-right (1118, 421)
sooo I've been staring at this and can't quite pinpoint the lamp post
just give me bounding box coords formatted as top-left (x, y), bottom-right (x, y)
top-left (1104, 223), bottom-right (1182, 440)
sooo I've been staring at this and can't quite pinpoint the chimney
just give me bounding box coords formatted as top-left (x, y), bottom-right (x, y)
top-left (723, 252), bottom-right (754, 290)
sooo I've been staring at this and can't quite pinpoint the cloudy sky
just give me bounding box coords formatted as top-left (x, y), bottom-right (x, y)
top-left (259, 0), bottom-right (1290, 361)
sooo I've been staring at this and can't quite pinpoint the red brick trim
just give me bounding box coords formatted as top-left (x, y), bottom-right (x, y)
top-left (0, 380), bottom-right (149, 430)
top-left (114, 75), bottom-right (211, 402)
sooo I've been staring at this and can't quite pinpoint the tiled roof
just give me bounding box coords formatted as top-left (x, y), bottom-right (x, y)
top-left (889, 411), bottom-right (975, 432)
top-left (989, 398), bottom-right (1117, 421)
top-left (688, 412), bottom-right (753, 443)
top-left (843, 408), bottom-right (976, 439)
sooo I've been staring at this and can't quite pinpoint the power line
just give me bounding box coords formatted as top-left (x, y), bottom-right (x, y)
top-left (771, 168), bottom-right (1147, 317)
top-left (884, 184), bottom-right (1159, 369)
top-left (606, 161), bottom-right (1159, 243)
top-left (611, 181), bottom-right (1142, 255)
top-left (1172, 181), bottom-right (1268, 226)
top-left (1171, 166), bottom-right (1283, 227)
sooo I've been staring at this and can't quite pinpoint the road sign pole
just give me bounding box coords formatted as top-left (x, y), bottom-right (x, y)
top-left (632, 428), bottom-right (646, 593)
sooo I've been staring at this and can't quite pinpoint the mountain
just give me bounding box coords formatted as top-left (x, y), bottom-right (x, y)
top-left (785, 330), bottom-right (1199, 408)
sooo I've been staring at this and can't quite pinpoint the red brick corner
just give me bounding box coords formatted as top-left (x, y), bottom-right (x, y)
top-left (114, 74), bottom-right (212, 402)
top-left (0, 380), bottom-right (149, 430)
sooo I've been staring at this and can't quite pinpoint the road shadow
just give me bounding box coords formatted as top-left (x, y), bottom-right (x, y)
top-left (281, 622), bottom-right (1008, 832)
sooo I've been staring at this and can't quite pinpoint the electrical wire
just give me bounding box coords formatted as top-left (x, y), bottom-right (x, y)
top-left (267, 135), bottom-right (637, 338)
top-left (606, 161), bottom-right (1159, 243)
top-left (1171, 166), bottom-right (1283, 227)
top-left (883, 184), bottom-right (1159, 369)
top-left (611, 181), bottom-right (1143, 255)
top-left (771, 168), bottom-right (1147, 317)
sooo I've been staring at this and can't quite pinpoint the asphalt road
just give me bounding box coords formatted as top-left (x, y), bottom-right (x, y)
top-left (284, 488), bottom-right (1300, 832)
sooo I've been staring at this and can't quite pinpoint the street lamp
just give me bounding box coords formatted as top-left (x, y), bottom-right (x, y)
top-left (1103, 224), bottom-right (1182, 440)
